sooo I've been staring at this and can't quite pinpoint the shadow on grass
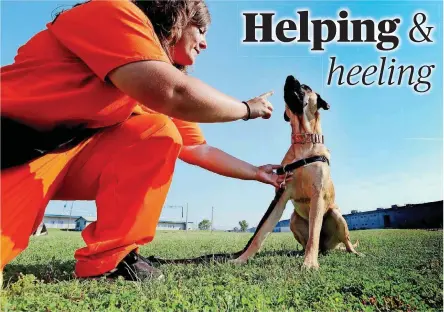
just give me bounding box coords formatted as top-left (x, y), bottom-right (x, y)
top-left (3, 259), bottom-right (76, 284)
top-left (256, 249), bottom-right (305, 258)
top-left (147, 249), bottom-right (306, 265)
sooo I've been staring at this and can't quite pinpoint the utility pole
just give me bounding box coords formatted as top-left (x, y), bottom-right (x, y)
top-left (211, 206), bottom-right (214, 233)
top-left (68, 201), bottom-right (74, 231)
top-left (185, 203), bottom-right (189, 231)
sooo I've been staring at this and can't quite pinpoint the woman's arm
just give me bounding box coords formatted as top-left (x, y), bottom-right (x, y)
top-left (108, 61), bottom-right (273, 123)
top-left (179, 144), bottom-right (289, 187)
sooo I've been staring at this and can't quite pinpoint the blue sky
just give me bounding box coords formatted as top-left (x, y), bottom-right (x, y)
top-left (1, 0), bottom-right (442, 230)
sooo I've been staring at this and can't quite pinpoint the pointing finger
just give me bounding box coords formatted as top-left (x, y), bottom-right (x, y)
top-left (259, 90), bottom-right (274, 98)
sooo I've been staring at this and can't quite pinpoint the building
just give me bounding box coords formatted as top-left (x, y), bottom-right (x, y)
top-left (273, 219), bottom-right (291, 232)
top-left (72, 217), bottom-right (193, 231)
top-left (43, 214), bottom-right (80, 229)
top-left (268, 200), bottom-right (443, 233)
top-left (343, 201), bottom-right (443, 230)
top-left (43, 214), bottom-right (191, 231)
top-left (75, 216), bottom-right (97, 231)
top-left (157, 220), bottom-right (194, 230)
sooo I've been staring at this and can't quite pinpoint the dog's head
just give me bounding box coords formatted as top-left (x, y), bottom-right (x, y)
top-left (283, 75), bottom-right (330, 122)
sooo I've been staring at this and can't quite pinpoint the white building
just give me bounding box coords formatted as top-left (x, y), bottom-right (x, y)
top-left (43, 214), bottom-right (80, 229)
top-left (43, 214), bottom-right (193, 231)
top-left (157, 220), bottom-right (194, 230)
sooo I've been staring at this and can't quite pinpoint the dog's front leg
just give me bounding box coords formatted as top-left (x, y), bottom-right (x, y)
top-left (302, 191), bottom-right (326, 270)
top-left (231, 190), bottom-right (290, 264)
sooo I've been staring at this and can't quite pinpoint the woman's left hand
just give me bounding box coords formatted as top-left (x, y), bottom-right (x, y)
top-left (255, 164), bottom-right (293, 188)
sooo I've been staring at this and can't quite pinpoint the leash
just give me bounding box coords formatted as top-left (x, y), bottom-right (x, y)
top-left (147, 155), bottom-right (330, 265)
top-left (147, 187), bottom-right (286, 264)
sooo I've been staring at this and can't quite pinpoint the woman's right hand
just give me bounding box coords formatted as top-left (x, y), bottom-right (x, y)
top-left (246, 91), bottom-right (274, 120)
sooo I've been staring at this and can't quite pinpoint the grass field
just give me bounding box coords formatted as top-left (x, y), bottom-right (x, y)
top-left (1, 229), bottom-right (442, 311)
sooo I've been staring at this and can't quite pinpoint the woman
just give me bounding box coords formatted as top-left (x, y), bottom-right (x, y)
top-left (1, 0), bottom-right (287, 281)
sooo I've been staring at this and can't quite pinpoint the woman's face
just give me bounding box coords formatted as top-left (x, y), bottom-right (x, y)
top-left (170, 24), bottom-right (208, 66)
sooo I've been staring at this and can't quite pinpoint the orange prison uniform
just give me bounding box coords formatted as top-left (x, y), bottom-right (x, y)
top-left (0, 0), bottom-right (206, 277)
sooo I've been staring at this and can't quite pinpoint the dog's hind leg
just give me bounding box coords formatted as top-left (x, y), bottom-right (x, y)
top-left (319, 209), bottom-right (342, 253)
top-left (329, 206), bottom-right (362, 256)
top-left (290, 211), bottom-right (309, 250)
top-left (231, 189), bottom-right (290, 264)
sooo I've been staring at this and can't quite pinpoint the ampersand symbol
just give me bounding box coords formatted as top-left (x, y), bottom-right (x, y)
top-left (409, 12), bottom-right (434, 43)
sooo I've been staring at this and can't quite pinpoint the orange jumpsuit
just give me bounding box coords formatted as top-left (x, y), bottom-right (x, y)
top-left (0, 0), bottom-right (206, 277)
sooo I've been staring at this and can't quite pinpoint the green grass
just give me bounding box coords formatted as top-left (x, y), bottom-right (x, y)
top-left (1, 229), bottom-right (442, 311)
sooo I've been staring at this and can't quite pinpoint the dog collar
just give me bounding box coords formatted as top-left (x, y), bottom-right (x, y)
top-left (292, 133), bottom-right (324, 144)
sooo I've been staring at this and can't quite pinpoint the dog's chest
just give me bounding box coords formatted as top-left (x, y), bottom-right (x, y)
top-left (286, 164), bottom-right (334, 220)
top-left (291, 199), bottom-right (310, 220)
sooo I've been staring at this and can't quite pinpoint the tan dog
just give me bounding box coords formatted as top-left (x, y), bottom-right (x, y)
top-left (233, 75), bottom-right (360, 269)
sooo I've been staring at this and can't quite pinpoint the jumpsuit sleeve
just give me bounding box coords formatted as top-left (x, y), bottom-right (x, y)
top-left (171, 118), bottom-right (207, 146)
top-left (47, 0), bottom-right (170, 82)
top-left (132, 105), bottom-right (207, 146)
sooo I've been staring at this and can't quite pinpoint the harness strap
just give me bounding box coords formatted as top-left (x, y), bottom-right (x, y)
top-left (276, 155), bottom-right (329, 175)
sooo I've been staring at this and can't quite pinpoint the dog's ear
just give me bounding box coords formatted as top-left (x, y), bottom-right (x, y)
top-left (284, 112), bottom-right (290, 122)
top-left (316, 93), bottom-right (330, 110)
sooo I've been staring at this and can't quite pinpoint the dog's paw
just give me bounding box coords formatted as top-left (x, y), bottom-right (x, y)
top-left (355, 252), bottom-right (365, 258)
top-left (301, 261), bottom-right (320, 271)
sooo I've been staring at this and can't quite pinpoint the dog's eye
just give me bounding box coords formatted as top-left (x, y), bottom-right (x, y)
top-left (301, 84), bottom-right (312, 92)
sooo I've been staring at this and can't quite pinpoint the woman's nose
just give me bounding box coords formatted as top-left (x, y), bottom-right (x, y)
top-left (199, 38), bottom-right (207, 50)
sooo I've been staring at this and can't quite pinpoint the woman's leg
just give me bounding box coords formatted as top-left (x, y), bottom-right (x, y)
top-left (54, 114), bottom-right (182, 277)
top-left (1, 143), bottom-right (87, 270)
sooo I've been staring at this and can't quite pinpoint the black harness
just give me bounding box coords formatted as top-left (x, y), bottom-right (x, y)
top-left (148, 155), bottom-right (330, 265)
top-left (276, 155), bottom-right (329, 175)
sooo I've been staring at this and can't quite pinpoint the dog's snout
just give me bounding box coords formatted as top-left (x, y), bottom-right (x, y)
top-left (285, 75), bottom-right (300, 90)
top-left (286, 75), bottom-right (295, 83)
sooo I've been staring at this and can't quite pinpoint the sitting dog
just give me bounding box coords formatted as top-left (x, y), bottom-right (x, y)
top-left (233, 75), bottom-right (360, 269)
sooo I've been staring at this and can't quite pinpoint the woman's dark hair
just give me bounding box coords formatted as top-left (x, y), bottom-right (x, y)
top-left (53, 0), bottom-right (211, 72)
top-left (133, 0), bottom-right (211, 71)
